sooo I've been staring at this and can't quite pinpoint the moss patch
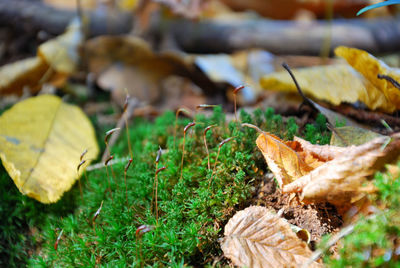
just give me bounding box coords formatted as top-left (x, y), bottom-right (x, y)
top-left (2, 107), bottom-right (338, 266)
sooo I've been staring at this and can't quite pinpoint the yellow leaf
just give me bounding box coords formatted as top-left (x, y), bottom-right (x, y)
top-left (0, 95), bottom-right (99, 203)
top-left (0, 20), bottom-right (81, 96)
top-left (117, 0), bottom-right (139, 11)
top-left (260, 64), bottom-right (392, 112)
top-left (0, 57), bottom-right (67, 96)
top-left (335, 46), bottom-right (400, 112)
top-left (44, 0), bottom-right (96, 10)
top-left (260, 46), bottom-right (400, 113)
top-left (256, 132), bottom-right (323, 188)
top-left (221, 206), bottom-right (322, 268)
top-left (38, 19), bottom-right (83, 74)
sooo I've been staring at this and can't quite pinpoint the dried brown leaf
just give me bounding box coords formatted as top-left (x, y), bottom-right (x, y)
top-left (283, 134), bottom-right (400, 206)
top-left (256, 130), bottom-right (400, 209)
top-left (293, 137), bottom-right (348, 161)
top-left (256, 133), bottom-right (324, 188)
top-left (221, 206), bottom-right (322, 268)
top-left (0, 20), bottom-right (81, 95)
top-left (86, 35), bottom-right (194, 105)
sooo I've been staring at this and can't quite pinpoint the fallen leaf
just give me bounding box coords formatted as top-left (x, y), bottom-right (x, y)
top-left (0, 20), bottom-right (82, 96)
top-left (0, 95), bottom-right (99, 203)
top-left (0, 57), bottom-right (65, 95)
top-left (261, 64), bottom-right (390, 111)
top-left (282, 62), bottom-right (368, 129)
top-left (293, 136), bottom-right (348, 161)
top-left (195, 51), bottom-right (268, 104)
top-left (256, 132), bottom-right (324, 188)
top-left (335, 46), bottom-right (400, 112)
top-left (255, 128), bottom-right (400, 208)
top-left (38, 19), bottom-right (83, 74)
top-left (330, 126), bottom-right (383, 146)
top-left (86, 35), bottom-right (196, 105)
top-left (221, 206), bottom-right (321, 268)
top-left (97, 63), bottom-right (161, 105)
top-left (260, 46), bottom-right (400, 113)
top-left (283, 134), bottom-right (400, 206)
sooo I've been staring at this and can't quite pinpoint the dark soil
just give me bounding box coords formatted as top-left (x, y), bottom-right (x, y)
top-left (252, 173), bottom-right (343, 245)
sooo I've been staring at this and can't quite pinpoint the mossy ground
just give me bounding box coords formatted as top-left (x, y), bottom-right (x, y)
top-left (323, 164), bottom-right (400, 267)
top-left (0, 107), bottom-right (398, 267)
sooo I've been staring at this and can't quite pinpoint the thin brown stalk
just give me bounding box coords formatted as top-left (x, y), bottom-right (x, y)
top-left (104, 128), bottom-right (120, 162)
top-left (77, 159), bottom-right (86, 200)
top-left (136, 225), bottom-right (154, 267)
top-left (54, 229), bottom-right (63, 251)
top-left (124, 158), bottom-right (133, 206)
top-left (152, 147), bottom-right (163, 212)
top-left (155, 166), bottom-right (166, 224)
top-left (203, 125), bottom-right (216, 170)
top-left (180, 122), bottom-right (195, 180)
top-left (105, 155), bottom-right (114, 200)
top-left (101, 99), bottom-right (139, 162)
top-left (209, 137), bottom-right (233, 187)
top-left (92, 201), bottom-right (104, 227)
top-left (173, 108), bottom-right (192, 147)
top-left (233, 85), bottom-right (245, 125)
top-left (123, 95), bottom-right (134, 159)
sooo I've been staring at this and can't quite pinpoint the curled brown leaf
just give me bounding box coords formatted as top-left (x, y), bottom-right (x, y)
top-left (221, 206), bottom-right (322, 268)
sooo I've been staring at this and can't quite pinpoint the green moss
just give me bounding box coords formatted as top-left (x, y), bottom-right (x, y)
top-left (304, 114), bottom-right (331, 144)
top-left (1, 107), bottom-right (333, 267)
top-left (0, 165), bottom-right (78, 267)
top-left (323, 163), bottom-right (400, 267)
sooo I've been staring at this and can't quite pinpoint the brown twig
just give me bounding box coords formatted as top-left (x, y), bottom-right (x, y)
top-left (86, 156), bottom-right (130, 171)
top-left (101, 99), bottom-right (139, 163)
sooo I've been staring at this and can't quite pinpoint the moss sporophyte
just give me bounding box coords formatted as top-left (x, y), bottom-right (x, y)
top-left (3, 106), bottom-right (396, 266)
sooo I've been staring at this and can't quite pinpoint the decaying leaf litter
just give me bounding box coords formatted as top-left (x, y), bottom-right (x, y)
top-left (1, 0), bottom-right (400, 266)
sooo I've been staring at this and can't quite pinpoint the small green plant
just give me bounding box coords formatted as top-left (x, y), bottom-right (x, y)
top-left (304, 113), bottom-right (331, 144)
top-left (323, 163), bottom-right (400, 267)
top-left (0, 165), bottom-right (77, 267)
